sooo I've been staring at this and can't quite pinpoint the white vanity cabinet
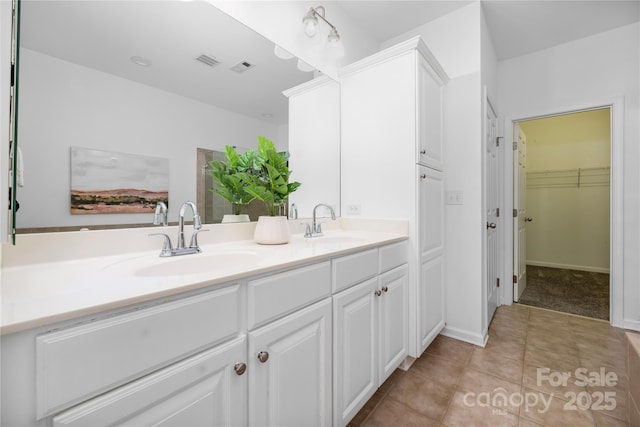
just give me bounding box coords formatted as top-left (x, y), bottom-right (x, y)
top-left (333, 243), bottom-right (408, 427)
top-left (341, 36), bottom-right (448, 358)
top-left (1, 238), bottom-right (409, 427)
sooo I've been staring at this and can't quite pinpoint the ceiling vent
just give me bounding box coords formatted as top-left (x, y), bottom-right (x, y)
top-left (230, 61), bottom-right (255, 73)
top-left (195, 54), bottom-right (220, 68)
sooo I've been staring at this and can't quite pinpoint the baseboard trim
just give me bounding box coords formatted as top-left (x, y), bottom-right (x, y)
top-left (441, 325), bottom-right (488, 347)
top-left (621, 319), bottom-right (640, 332)
top-left (526, 260), bottom-right (610, 274)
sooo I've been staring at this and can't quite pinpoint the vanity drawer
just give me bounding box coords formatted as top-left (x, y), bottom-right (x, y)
top-left (36, 284), bottom-right (242, 419)
top-left (332, 248), bottom-right (378, 293)
top-left (379, 240), bottom-right (409, 273)
top-left (248, 261), bottom-right (331, 330)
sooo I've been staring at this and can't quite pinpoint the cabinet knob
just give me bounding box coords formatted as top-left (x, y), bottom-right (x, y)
top-left (382, 286), bottom-right (389, 293)
top-left (420, 174), bottom-right (426, 180)
top-left (374, 289), bottom-right (382, 297)
top-left (486, 222), bottom-right (497, 229)
top-left (234, 362), bottom-right (247, 375)
top-left (420, 149), bottom-right (427, 155)
top-left (257, 351), bottom-right (269, 363)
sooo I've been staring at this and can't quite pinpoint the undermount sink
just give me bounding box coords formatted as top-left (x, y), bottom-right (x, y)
top-left (305, 235), bottom-right (367, 244)
top-left (134, 251), bottom-right (260, 277)
top-left (104, 250), bottom-right (261, 278)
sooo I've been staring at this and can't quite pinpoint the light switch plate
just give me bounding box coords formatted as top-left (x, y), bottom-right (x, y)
top-left (446, 191), bottom-right (464, 205)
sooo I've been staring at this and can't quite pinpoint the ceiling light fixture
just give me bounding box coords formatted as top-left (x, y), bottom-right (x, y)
top-left (302, 5), bottom-right (344, 58)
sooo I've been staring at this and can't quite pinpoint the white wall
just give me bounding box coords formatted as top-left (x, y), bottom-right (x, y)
top-left (443, 71), bottom-right (484, 344)
top-left (381, 2), bottom-right (481, 79)
top-left (17, 49), bottom-right (279, 229)
top-left (498, 23), bottom-right (640, 329)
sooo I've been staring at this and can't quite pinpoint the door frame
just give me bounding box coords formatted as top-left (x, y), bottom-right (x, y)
top-left (500, 97), bottom-right (624, 327)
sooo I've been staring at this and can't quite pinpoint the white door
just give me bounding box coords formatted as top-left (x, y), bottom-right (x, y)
top-left (333, 277), bottom-right (378, 427)
top-left (513, 125), bottom-right (528, 301)
top-left (485, 98), bottom-right (499, 322)
top-left (249, 299), bottom-right (332, 427)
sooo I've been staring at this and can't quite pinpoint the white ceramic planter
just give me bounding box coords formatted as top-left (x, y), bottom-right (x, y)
top-left (253, 216), bottom-right (291, 245)
top-left (221, 214), bottom-right (250, 224)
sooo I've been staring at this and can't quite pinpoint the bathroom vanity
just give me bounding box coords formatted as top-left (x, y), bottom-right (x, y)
top-left (1, 223), bottom-right (408, 427)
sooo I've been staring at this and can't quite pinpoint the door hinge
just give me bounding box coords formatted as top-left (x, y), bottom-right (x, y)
top-left (496, 208), bottom-right (500, 217)
top-left (513, 140), bottom-right (518, 151)
top-left (496, 137), bottom-right (503, 147)
top-left (513, 275), bottom-right (518, 284)
top-left (496, 278), bottom-right (500, 288)
top-left (513, 209), bottom-right (518, 218)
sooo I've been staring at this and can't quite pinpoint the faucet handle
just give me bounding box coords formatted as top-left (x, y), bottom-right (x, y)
top-left (304, 223), bottom-right (313, 238)
top-left (149, 233), bottom-right (173, 256)
top-left (189, 228), bottom-right (209, 249)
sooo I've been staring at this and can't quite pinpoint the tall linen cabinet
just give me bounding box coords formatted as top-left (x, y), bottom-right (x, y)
top-left (340, 36), bottom-right (448, 358)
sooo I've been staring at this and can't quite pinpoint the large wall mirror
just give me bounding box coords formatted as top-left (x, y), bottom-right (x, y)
top-left (14, 0), bottom-right (316, 233)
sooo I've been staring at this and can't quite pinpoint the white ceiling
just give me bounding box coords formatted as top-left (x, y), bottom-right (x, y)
top-left (337, 0), bottom-right (640, 60)
top-left (19, 1), bottom-right (640, 127)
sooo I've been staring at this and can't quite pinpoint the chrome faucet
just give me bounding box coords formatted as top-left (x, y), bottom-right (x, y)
top-left (305, 203), bottom-right (336, 238)
top-left (149, 201), bottom-right (208, 257)
top-left (153, 201), bottom-right (168, 226)
top-left (177, 201), bottom-right (202, 249)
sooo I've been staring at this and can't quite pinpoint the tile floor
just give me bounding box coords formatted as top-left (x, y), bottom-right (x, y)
top-left (349, 304), bottom-right (629, 427)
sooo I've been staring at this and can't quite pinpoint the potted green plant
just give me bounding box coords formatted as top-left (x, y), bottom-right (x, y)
top-left (208, 145), bottom-right (260, 223)
top-left (240, 136), bottom-right (301, 244)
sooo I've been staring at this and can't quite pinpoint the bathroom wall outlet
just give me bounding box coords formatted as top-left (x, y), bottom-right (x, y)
top-left (346, 205), bottom-right (362, 215)
top-left (446, 191), bottom-right (464, 205)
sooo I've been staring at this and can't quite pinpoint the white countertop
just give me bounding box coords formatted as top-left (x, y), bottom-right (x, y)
top-left (1, 226), bottom-right (407, 335)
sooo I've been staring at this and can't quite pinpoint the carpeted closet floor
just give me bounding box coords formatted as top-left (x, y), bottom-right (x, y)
top-left (518, 265), bottom-right (610, 320)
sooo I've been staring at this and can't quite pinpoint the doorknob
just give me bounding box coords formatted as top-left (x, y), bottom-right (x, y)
top-left (486, 222), bottom-right (497, 229)
top-left (257, 351), bottom-right (269, 363)
top-left (524, 217), bottom-right (533, 222)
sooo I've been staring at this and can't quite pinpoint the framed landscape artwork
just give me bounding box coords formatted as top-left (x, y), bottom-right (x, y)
top-left (70, 147), bottom-right (169, 214)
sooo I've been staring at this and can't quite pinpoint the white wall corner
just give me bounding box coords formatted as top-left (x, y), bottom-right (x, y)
top-left (380, 2), bottom-right (481, 79)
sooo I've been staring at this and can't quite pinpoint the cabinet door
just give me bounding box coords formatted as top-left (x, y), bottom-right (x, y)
top-left (418, 165), bottom-right (444, 259)
top-left (419, 256), bottom-right (445, 353)
top-left (378, 265), bottom-right (409, 384)
top-left (249, 299), bottom-right (332, 427)
top-left (418, 165), bottom-right (445, 353)
top-left (417, 55), bottom-right (445, 170)
top-left (52, 336), bottom-right (247, 427)
top-left (333, 277), bottom-right (378, 427)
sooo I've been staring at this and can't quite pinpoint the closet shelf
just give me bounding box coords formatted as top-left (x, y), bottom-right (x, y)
top-left (527, 167), bottom-right (610, 189)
